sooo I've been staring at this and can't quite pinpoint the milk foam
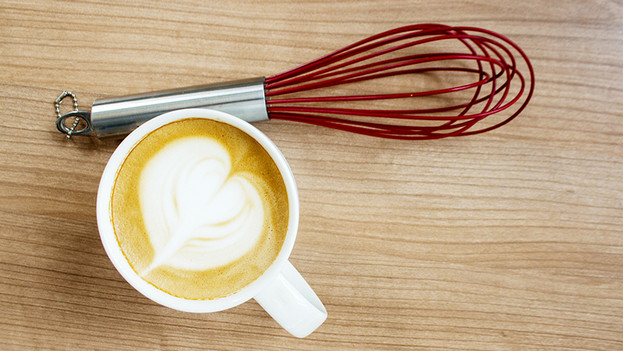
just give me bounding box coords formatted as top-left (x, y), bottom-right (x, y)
top-left (138, 136), bottom-right (265, 274)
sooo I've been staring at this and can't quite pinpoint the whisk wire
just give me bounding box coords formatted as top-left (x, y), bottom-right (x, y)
top-left (264, 23), bottom-right (534, 139)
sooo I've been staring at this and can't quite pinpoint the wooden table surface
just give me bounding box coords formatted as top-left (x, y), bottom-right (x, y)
top-left (0, 0), bottom-right (621, 350)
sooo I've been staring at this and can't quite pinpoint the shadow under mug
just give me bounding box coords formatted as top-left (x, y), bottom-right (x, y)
top-left (96, 108), bottom-right (327, 338)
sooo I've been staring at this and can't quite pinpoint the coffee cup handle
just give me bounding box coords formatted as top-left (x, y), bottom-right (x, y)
top-left (253, 260), bottom-right (327, 337)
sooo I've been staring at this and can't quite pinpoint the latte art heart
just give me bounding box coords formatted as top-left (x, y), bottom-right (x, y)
top-left (111, 118), bottom-right (289, 299)
top-left (139, 137), bottom-right (265, 274)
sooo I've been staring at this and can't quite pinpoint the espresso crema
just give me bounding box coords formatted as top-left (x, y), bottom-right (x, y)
top-left (110, 118), bottom-right (289, 300)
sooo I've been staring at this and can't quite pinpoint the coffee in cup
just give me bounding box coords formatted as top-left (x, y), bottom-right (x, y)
top-left (98, 109), bottom-right (326, 337)
top-left (110, 117), bottom-right (289, 300)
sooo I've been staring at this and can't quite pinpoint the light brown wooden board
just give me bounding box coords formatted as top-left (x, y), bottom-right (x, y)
top-left (0, 0), bottom-right (621, 349)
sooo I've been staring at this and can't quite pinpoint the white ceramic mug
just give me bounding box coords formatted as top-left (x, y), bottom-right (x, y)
top-left (97, 108), bottom-right (327, 338)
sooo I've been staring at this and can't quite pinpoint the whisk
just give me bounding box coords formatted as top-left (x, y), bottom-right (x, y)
top-left (55, 23), bottom-right (534, 140)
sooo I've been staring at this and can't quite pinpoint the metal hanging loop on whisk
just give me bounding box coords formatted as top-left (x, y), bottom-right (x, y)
top-left (54, 23), bottom-right (534, 140)
top-left (55, 91), bottom-right (91, 139)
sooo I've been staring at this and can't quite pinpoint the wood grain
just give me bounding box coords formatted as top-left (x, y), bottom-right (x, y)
top-left (0, 0), bottom-right (621, 349)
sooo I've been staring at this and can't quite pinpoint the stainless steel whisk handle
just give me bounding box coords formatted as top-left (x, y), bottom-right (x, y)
top-left (55, 77), bottom-right (269, 137)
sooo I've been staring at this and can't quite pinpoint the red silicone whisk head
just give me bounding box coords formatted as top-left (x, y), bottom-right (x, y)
top-left (264, 23), bottom-right (535, 140)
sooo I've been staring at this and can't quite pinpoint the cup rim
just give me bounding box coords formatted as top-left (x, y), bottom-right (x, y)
top-left (96, 108), bottom-right (299, 313)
